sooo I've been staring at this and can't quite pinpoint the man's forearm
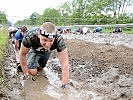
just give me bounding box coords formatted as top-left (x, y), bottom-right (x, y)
top-left (19, 54), bottom-right (28, 74)
top-left (15, 45), bottom-right (19, 51)
top-left (62, 64), bottom-right (69, 85)
top-left (14, 41), bottom-right (19, 51)
top-left (58, 48), bottom-right (69, 85)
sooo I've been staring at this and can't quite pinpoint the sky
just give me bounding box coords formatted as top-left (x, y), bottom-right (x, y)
top-left (0, 0), bottom-right (132, 24)
top-left (0, 0), bottom-right (70, 23)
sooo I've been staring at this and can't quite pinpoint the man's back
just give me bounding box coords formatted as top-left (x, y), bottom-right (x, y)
top-left (15, 30), bottom-right (23, 40)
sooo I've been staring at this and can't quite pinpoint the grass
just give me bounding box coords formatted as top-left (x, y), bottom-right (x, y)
top-left (0, 28), bottom-right (8, 85)
top-left (102, 27), bottom-right (133, 34)
top-left (0, 29), bottom-right (8, 58)
top-left (71, 26), bottom-right (133, 34)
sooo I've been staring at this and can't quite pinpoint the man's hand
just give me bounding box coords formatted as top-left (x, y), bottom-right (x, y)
top-left (23, 73), bottom-right (29, 80)
top-left (61, 84), bottom-right (69, 89)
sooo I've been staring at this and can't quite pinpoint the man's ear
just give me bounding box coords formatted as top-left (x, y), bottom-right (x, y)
top-left (38, 33), bottom-right (40, 38)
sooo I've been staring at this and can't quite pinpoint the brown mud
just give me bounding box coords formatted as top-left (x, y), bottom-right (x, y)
top-left (0, 33), bottom-right (133, 100)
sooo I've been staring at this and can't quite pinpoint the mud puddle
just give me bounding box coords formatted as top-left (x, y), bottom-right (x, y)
top-left (20, 58), bottom-right (102, 100)
top-left (63, 33), bottom-right (133, 48)
top-left (2, 41), bottom-right (102, 100)
top-left (1, 33), bottom-right (133, 100)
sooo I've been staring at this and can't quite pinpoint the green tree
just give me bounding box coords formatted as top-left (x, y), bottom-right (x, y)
top-left (41, 8), bottom-right (61, 25)
top-left (58, 2), bottom-right (72, 17)
top-left (103, 0), bottom-right (133, 17)
top-left (0, 11), bottom-right (8, 24)
top-left (29, 12), bottom-right (40, 25)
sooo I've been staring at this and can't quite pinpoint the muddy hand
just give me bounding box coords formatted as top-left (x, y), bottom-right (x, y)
top-left (61, 84), bottom-right (69, 93)
top-left (23, 73), bottom-right (29, 80)
top-left (62, 84), bottom-right (69, 90)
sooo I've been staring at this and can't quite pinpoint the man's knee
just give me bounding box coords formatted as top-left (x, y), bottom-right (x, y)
top-left (37, 67), bottom-right (43, 71)
top-left (29, 69), bottom-right (37, 76)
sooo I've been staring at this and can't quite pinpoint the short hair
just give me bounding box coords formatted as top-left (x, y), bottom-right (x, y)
top-left (21, 26), bottom-right (27, 32)
top-left (41, 22), bottom-right (55, 33)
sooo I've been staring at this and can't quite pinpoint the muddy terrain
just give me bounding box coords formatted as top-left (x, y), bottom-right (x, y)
top-left (0, 33), bottom-right (133, 100)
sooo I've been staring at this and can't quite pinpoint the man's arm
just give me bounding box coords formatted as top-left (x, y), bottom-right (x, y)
top-left (14, 40), bottom-right (19, 51)
top-left (19, 44), bottom-right (30, 74)
top-left (58, 48), bottom-right (69, 85)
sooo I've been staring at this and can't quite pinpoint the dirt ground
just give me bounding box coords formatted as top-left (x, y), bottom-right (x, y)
top-left (0, 33), bottom-right (133, 100)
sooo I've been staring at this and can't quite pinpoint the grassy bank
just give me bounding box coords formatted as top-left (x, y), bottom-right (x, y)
top-left (0, 28), bottom-right (8, 85)
top-left (102, 27), bottom-right (133, 34)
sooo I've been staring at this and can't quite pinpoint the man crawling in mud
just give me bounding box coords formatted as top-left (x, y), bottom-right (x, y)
top-left (19, 22), bottom-right (69, 89)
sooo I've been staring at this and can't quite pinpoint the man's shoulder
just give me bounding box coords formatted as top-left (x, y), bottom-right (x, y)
top-left (54, 34), bottom-right (65, 45)
top-left (26, 28), bottom-right (39, 36)
top-left (55, 34), bottom-right (64, 41)
top-left (16, 30), bottom-right (21, 34)
top-left (22, 28), bottom-right (40, 47)
top-left (14, 30), bottom-right (21, 38)
top-left (29, 28), bottom-right (40, 33)
top-left (52, 34), bottom-right (66, 52)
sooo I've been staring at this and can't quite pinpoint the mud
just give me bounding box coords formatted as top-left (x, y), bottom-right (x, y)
top-left (0, 32), bottom-right (133, 100)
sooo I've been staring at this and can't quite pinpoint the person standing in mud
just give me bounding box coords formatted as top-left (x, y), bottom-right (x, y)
top-left (19, 22), bottom-right (69, 89)
top-left (14, 26), bottom-right (28, 72)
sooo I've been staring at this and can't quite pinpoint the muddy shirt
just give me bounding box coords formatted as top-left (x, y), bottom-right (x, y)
top-left (22, 28), bottom-right (66, 52)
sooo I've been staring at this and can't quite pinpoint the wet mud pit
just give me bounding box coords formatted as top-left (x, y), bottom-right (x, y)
top-left (0, 33), bottom-right (133, 100)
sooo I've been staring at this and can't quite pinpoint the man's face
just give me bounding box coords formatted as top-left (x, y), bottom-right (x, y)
top-left (22, 31), bottom-right (27, 36)
top-left (39, 35), bottom-right (55, 50)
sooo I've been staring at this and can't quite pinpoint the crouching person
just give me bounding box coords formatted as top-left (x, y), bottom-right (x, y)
top-left (113, 27), bottom-right (122, 33)
top-left (14, 26), bottom-right (28, 72)
top-left (19, 22), bottom-right (69, 89)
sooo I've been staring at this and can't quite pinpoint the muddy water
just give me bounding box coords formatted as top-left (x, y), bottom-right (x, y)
top-left (63, 33), bottom-right (133, 48)
top-left (2, 33), bottom-right (133, 100)
top-left (24, 76), bottom-right (54, 100)
top-left (4, 40), bottom-right (102, 100)
top-left (21, 58), bottom-right (102, 100)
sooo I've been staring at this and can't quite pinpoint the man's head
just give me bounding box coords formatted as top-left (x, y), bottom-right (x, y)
top-left (38, 22), bottom-right (56, 50)
top-left (21, 26), bottom-right (28, 36)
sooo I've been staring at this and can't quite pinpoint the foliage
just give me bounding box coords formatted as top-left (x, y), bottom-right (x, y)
top-left (29, 12), bottom-right (40, 25)
top-left (0, 29), bottom-right (8, 58)
top-left (0, 11), bottom-right (8, 24)
top-left (0, 29), bottom-right (8, 85)
top-left (14, 0), bottom-right (133, 26)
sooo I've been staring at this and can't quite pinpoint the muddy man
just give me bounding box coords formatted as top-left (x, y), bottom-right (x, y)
top-left (19, 22), bottom-right (69, 89)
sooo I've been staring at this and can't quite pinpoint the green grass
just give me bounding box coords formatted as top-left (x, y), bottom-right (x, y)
top-left (0, 28), bottom-right (8, 85)
top-left (71, 26), bottom-right (133, 34)
top-left (102, 27), bottom-right (133, 34)
top-left (0, 29), bottom-right (8, 59)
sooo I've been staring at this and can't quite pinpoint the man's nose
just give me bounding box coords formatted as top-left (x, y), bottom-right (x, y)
top-left (45, 42), bottom-right (51, 46)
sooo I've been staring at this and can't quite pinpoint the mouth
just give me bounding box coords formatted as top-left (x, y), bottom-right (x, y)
top-left (43, 46), bottom-right (50, 50)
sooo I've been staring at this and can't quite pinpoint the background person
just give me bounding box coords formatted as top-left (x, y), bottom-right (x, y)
top-left (8, 25), bottom-right (18, 39)
top-left (113, 27), bottom-right (122, 33)
top-left (14, 26), bottom-right (28, 72)
top-left (93, 27), bottom-right (102, 33)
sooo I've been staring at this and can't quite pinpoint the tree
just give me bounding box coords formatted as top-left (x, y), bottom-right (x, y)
top-left (104, 0), bottom-right (133, 17)
top-left (29, 12), bottom-right (40, 25)
top-left (58, 2), bottom-right (72, 17)
top-left (0, 11), bottom-right (8, 24)
top-left (41, 8), bottom-right (61, 25)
